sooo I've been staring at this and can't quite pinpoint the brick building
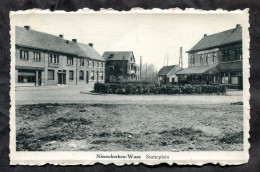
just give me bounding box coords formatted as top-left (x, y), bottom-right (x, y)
top-left (176, 24), bottom-right (242, 89)
top-left (102, 51), bottom-right (141, 82)
top-left (15, 26), bottom-right (105, 86)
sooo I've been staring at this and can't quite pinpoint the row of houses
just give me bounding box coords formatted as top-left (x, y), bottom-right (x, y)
top-left (158, 24), bottom-right (243, 89)
top-left (15, 26), bottom-right (141, 86)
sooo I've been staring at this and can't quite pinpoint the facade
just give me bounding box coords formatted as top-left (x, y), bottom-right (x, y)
top-left (176, 24), bottom-right (242, 89)
top-left (102, 51), bottom-right (141, 82)
top-left (158, 65), bottom-right (182, 84)
top-left (15, 26), bottom-right (105, 86)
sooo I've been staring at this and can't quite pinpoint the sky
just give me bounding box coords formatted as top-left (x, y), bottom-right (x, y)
top-left (11, 11), bottom-right (247, 70)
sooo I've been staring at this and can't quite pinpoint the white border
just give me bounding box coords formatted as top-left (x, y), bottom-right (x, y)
top-left (9, 8), bottom-right (250, 166)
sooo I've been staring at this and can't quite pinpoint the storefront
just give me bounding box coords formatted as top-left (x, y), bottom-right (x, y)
top-left (16, 67), bottom-right (44, 86)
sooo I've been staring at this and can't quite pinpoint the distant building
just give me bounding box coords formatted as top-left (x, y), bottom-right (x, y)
top-left (102, 51), bottom-right (141, 82)
top-left (15, 26), bottom-right (105, 86)
top-left (177, 24), bottom-right (242, 89)
top-left (158, 65), bottom-right (182, 84)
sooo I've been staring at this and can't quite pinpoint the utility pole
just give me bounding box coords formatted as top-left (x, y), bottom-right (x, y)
top-left (179, 47), bottom-right (183, 68)
top-left (140, 56), bottom-right (142, 81)
top-left (146, 62), bottom-right (147, 81)
top-left (167, 54), bottom-right (169, 66)
top-left (122, 54), bottom-right (125, 81)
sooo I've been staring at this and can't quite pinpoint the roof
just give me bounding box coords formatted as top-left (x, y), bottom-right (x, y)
top-left (102, 51), bottom-right (134, 61)
top-left (77, 43), bottom-right (105, 61)
top-left (176, 64), bottom-right (218, 75)
top-left (158, 65), bottom-right (180, 76)
top-left (188, 26), bottom-right (242, 53)
top-left (15, 26), bottom-right (86, 57)
top-left (15, 26), bottom-right (104, 61)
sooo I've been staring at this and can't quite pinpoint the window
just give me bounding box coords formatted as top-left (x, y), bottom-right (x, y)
top-left (206, 54), bottom-right (210, 64)
top-left (49, 54), bottom-right (59, 64)
top-left (100, 72), bottom-right (103, 80)
top-left (48, 70), bottom-right (54, 80)
top-left (69, 70), bottom-right (74, 80)
top-left (92, 61), bottom-right (95, 67)
top-left (200, 55), bottom-right (203, 64)
top-left (235, 48), bottom-right (242, 60)
top-left (97, 62), bottom-right (99, 67)
top-left (87, 60), bottom-right (89, 66)
top-left (79, 71), bottom-right (84, 80)
top-left (67, 56), bottom-right (74, 65)
top-left (33, 52), bottom-right (40, 61)
top-left (20, 50), bottom-right (28, 60)
top-left (79, 58), bottom-right (84, 66)
top-left (213, 52), bottom-right (217, 63)
top-left (109, 66), bottom-right (114, 71)
top-left (91, 71), bottom-right (94, 80)
top-left (101, 62), bottom-right (103, 67)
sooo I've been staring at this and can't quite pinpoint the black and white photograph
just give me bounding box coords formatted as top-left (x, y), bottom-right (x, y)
top-left (9, 9), bottom-right (250, 165)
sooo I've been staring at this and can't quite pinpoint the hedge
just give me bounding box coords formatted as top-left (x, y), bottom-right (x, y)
top-left (94, 83), bottom-right (226, 95)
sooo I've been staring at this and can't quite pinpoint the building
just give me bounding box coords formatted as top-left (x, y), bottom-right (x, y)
top-left (15, 26), bottom-right (105, 86)
top-left (158, 65), bottom-right (182, 84)
top-left (102, 51), bottom-right (141, 82)
top-left (176, 24), bottom-right (242, 89)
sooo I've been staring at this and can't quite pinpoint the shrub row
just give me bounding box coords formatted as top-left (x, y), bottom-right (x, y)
top-left (94, 83), bottom-right (226, 95)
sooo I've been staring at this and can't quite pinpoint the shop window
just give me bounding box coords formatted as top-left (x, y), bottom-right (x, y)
top-left (67, 56), bottom-right (74, 65)
top-left (91, 71), bottom-right (94, 80)
top-left (18, 70), bottom-right (36, 83)
top-left (48, 70), bottom-right (54, 80)
top-left (20, 50), bottom-right (28, 60)
top-left (79, 71), bottom-right (84, 80)
top-left (69, 70), bottom-right (74, 80)
top-left (231, 77), bottom-right (238, 85)
top-left (33, 52), bottom-right (40, 61)
top-left (49, 54), bottom-right (59, 64)
top-left (222, 77), bottom-right (229, 84)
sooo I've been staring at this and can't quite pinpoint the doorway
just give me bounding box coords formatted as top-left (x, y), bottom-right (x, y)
top-left (58, 70), bottom-right (66, 85)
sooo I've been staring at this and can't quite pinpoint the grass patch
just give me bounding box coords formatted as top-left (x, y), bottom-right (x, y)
top-left (219, 131), bottom-right (243, 144)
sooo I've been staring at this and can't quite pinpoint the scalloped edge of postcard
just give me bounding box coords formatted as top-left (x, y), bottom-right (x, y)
top-left (9, 8), bottom-right (250, 166)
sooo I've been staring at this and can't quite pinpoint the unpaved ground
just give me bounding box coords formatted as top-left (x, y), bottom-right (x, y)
top-left (15, 85), bottom-right (243, 105)
top-left (16, 103), bottom-right (243, 151)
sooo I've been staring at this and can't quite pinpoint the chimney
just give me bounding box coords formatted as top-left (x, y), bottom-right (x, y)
top-left (59, 34), bottom-right (64, 38)
top-left (72, 39), bottom-right (77, 43)
top-left (24, 26), bottom-right (30, 30)
top-left (204, 34), bottom-right (207, 37)
top-left (236, 24), bottom-right (241, 28)
top-left (89, 43), bottom-right (93, 47)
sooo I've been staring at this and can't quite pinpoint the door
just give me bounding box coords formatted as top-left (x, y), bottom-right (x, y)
top-left (38, 71), bottom-right (42, 86)
top-left (86, 71), bottom-right (89, 84)
top-left (58, 71), bottom-right (66, 85)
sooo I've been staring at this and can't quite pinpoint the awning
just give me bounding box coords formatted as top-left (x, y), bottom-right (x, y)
top-left (176, 64), bottom-right (218, 75)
